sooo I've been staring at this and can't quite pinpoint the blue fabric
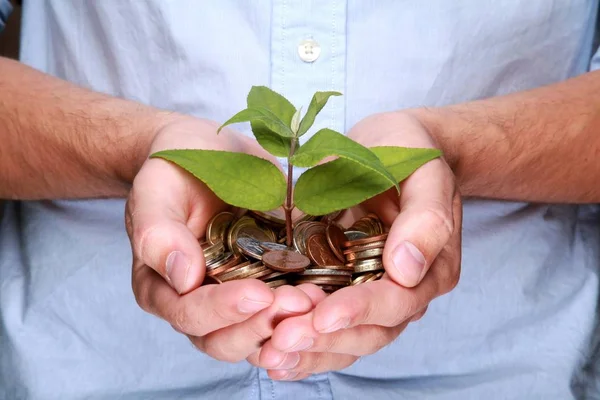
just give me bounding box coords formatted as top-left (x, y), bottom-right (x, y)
top-left (0, 0), bottom-right (11, 32)
top-left (2, 1), bottom-right (600, 399)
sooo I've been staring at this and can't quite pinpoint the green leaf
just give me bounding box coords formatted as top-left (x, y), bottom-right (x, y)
top-left (150, 149), bottom-right (286, 211)
top-left (291, 107), bottom-right (302, 134)
top-left (291, 128), bottom-right (399, 191)
top-left (250, 125), bottom-right (292, 157)
top-left (297, 91), bottom-right (342, 136)
top-left (370, 146), bottom-right (442, 182)
top-left (217, 107), bottom-right (295, 138)
top-left (247, 86), bottom-right (296, 156)
top-left (247, 86), bottom-right (296, 125)
top-left (294, 146), bottom-right (442, 215)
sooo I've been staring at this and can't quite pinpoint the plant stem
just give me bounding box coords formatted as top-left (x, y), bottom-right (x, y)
top-left (284, 139), bottom-right (297, 248)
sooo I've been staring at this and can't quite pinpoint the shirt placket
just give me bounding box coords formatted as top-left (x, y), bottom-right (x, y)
top-left (256, 1), bottom-right (347, 399)
top-left (270, 0), bottom-right (347, 154)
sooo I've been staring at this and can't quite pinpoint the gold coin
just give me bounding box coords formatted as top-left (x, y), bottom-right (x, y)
top-left (206, 212), bottom-right (235, 245)
top-left (213, 260), bottom-right (251, 278)
top-left (206, 253), bottom-right (242, 276)
top-left (342, 241), bottom-right (386, 255)
top-left (352, 273), bottom-right (376, 285)
top-left (245, 267), bottom-right (273, 280)
top-left (292, 221), bottom-right (313, 254)
top-left (261, 270), bottom-right (289, 281)
top-left (363, 271), bottom-right (384, 283)
top-left (219, 261), bottom-right (263, 282)
top-left (294, 276), bottom-right (351, 285)
top-left (248, 210), bottom-right (286, 227)
top-left (343, 234), bottom-right (388, 249)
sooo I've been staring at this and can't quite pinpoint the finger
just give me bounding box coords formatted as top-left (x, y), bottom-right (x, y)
top-left (246, 284), bottom-right (324, 366)
top-left (128, 158), bottom-right (226, 294)
top-left (259, 341), bottom-right (358, 374)
top-left (270, 311), bottom-right (408, 356)
top-left (196, 285), bottom-right (313, 362)
top-left (267, 370), bottom-right (312, 381)
top-left (382, 158), bottom-right (457, 287)
top-left (132, 268), bottom-right (274, 337)
top-left (311, 277), bottom-right (439, 333)
top-left (295, 283), bottom-right (328, 306)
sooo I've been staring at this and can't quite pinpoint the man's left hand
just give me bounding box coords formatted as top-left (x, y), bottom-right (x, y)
top-left (247, 112), bottom-right (462, 380)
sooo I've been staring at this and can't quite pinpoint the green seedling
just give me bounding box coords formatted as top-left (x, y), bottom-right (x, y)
top-left (151, 86), bottom-right (441, 247)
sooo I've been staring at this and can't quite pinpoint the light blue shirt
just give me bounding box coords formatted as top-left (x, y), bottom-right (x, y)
top-left (0, 0), bottom-right (10, 31)
top-left (1, 1), bottom-right (600, 399)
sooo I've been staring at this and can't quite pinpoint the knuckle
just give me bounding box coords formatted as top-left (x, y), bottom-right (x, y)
top-left (365, 327), bottom-right (395, 355)
top-left (172, 305), bottom-right (195, 334)
top-left (203, 337), bottom-right (237, 362)
top-left (189, 335), bottom-right (207, 353)
top-left (434, 254), bottom-right (461, 295)
top-left (133, 222), bottom-right (160, 262)
top-left (210, 301), bottom-right (242, 325)
top-left (365, 283), bottom-right (408, 327)
top-left (245, 322), bottom-right (270, 348)
top-left (390, 297), bottom-right (420, 326)
top-left (352, 285), bottom-right (376, 323)
top-left (132, 274), bottom-right (155, 314)
top-left (322, 332), bottom-right (342, 353)
top-left (422, 204), bottom-right (454, 242)
top-left (304, 353), bottom-right (325, 374)
top-left (446, 266), bottom-right (460, 292)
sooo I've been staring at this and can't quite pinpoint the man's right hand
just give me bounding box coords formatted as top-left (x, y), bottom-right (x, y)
top-left (125, 117), bottom-right (314, 362)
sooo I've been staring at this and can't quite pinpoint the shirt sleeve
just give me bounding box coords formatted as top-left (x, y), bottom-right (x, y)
top-left (0, 0), bottom-right (12, 32)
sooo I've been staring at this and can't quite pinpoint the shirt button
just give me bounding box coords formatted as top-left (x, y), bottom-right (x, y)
top-left (298, 39), bottom-right (321, 63)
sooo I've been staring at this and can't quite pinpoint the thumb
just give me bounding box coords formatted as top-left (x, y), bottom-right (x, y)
top-left (133, 210), bottom-right (205, 295)
top-left (126, 159), bottom-right (221, 295)
top-left (382, 159), bottom-right (455, 287)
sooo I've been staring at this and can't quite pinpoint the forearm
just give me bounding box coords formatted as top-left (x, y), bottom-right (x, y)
top-left (0, 56), bottom-right (173, 199)
top-left (413, 70), bottom-right (600, 203)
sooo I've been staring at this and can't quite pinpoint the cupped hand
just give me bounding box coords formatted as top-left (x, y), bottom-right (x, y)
top-left (125, 117), bottom-right (313, 362)
top-left (248, 111), bottom-right (462, 380)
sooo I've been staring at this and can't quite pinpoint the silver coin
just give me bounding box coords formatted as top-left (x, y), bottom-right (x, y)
top-left (236, 237), bottom-right (264, 260)
top-left (344, 230), bottom-right (369, 241)
top-left (205, 251), bottom-right (228, 268)
top-left (299, 268), bottom-right (353, 277)
top-left (260, 242), bottom-right (292, 252)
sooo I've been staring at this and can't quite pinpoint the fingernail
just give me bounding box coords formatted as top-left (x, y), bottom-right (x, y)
top-left (392, 241), bottom-right (426, 286)
top-left (166, 251), bottom-right (191, 294)
top-left (285, 336), bottom-right (314, 352)
top-left (275, 352), bottom-right (300, 370)
top-left (318, 317), bottom-right (350, 334)
top-left (238, 297), bottom-right (271, 314)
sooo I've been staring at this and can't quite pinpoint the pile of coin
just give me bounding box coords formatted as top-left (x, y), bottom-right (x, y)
top-left (200, 209), bottom-right (388, 293)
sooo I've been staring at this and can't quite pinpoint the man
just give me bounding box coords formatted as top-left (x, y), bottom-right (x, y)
top-left (1, 1), bottom-right (598, 399)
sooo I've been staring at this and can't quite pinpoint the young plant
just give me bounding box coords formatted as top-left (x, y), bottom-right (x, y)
top-left (150, 86), bottom-right (441, 247)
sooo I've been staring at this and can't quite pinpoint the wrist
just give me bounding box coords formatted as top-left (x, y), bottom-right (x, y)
top-left (403, 107), bottom-right (462, 172)
top-left (114, 107), bottom-right (186, 186)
